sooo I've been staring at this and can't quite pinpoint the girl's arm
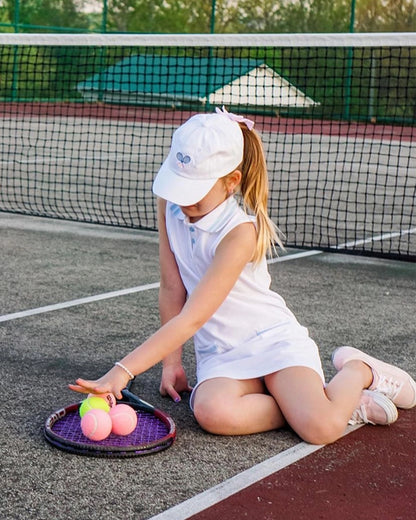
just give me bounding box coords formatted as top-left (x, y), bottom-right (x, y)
top-left (157, 199), bottom-right (192, 401)
top-left (69, 211), bottom-right (257, 399)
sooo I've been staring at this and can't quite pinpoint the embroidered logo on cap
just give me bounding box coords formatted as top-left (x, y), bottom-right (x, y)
top-left (176, 152), bottom-right (191, 167)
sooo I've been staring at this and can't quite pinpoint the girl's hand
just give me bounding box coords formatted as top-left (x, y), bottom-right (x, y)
top-left (68, 365), bottom-right (132, 400)
top-left (159, 364), bottom-right (193, 403)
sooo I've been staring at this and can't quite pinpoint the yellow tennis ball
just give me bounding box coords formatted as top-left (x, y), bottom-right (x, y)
top-left (79, 396), bottom-right (110, 418)
top-left (88, 392), bottom-right (117, 408)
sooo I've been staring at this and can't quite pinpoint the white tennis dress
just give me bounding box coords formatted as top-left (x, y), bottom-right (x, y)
top-left (165, 196), bottom-right (325, 407)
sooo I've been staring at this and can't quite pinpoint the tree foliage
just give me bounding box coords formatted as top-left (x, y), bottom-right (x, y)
top-left (0, 0), bottom-right (415, 33)
top-left (104, 0), bottom-right (239, 34)
top-left (0, 0), bottom-right (91, 30)
top-left (355, 0), bottom-right (416, 31)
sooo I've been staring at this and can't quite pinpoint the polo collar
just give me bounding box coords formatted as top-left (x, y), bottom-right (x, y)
top-left (169, 196), bottom-right (238, 233)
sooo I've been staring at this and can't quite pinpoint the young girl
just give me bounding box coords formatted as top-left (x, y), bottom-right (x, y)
top-left (70, 107), bottom-right (416, 445)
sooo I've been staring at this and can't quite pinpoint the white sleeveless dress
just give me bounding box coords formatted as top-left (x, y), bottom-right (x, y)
top-left (165, 197), bottom-right (325, 408)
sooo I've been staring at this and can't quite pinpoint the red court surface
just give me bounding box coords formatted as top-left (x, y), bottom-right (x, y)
top-left (2, 102), bottom-right (415, 142)
top-left (188, 408), bottom-right (416, 520)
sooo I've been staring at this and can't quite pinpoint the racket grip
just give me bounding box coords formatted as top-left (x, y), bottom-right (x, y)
top-left (121, 389), bottom-right (156, 413)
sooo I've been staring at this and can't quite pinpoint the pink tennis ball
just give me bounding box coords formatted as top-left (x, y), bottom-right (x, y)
top-left (81, 409), bottom-right (112, 441)
top-left (88, 392), bottom-right (117, 408)
top-left (109, 404), bottom-right (138, 436)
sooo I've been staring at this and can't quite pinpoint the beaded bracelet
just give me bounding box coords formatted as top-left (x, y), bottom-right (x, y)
top-left (114, 361), bottom-right (134, 380)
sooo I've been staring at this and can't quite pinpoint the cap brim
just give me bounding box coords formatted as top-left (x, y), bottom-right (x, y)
top-left (152, 163), bottom-right (218, 206)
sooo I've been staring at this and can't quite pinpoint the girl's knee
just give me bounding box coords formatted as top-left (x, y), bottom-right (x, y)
top-left (294, 413), bottom-right (346, 445)
top-left (193, 398), bottom-right (240, 435)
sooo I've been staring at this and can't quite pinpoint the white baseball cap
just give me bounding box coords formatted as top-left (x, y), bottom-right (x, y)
top-left (152, 111), bottom-right (244, 206)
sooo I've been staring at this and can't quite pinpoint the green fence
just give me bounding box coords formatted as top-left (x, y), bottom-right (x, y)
top-left (0, 0), bottom-right (217, 35)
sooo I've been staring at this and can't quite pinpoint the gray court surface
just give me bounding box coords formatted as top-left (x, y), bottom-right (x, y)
top-left (1, 213), bottom-right (415, 520)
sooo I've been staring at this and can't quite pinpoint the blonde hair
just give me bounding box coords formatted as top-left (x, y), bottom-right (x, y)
top-left (235, 123), bottom-right (284, 264)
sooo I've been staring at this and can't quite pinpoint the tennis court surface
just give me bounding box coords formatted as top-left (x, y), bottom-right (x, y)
top-left (1, 214), bottom-right (414, 520)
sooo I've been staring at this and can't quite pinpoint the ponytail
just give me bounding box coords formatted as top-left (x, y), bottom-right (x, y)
top-left (238, 124), bottom-right (284, 264)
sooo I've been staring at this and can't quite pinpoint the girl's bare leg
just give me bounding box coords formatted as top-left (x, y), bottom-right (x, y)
top-left (192, 377), bottom-right (286, 435)
top-left (265, 361), bottom-right (372, 445)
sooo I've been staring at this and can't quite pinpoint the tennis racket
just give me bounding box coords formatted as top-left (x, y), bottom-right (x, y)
top-left (44, 388), bottom-right (176, 457)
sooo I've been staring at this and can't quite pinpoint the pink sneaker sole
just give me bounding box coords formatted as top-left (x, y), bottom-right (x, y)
top-left (332, 346), bottom-right (416, 409)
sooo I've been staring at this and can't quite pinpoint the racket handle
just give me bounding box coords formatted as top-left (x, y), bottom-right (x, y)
top-left (125, 378), bottom-right (135, 391)
top-left (121, 389), bottom-right (156, 413)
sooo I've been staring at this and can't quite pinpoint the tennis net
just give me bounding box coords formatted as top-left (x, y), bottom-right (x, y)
top-left (0, 33), bottom-right (415, 261)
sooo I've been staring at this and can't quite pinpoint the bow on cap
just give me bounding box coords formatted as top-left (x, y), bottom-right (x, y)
top-left (215, 106), bottom-right (255, 131)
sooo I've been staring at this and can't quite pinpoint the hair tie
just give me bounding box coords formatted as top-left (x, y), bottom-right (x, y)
top-left (215, 106), bottom-right (255, 131)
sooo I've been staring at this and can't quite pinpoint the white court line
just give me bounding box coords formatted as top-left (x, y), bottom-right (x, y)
top-left (268, 226), bottom-right (416, 264)
top-left (0, 152), bottom-right (141, 167)
top-left (267, 249), bottom-right (322, 263)
top-left (335, 227), bottom-right (416, 249)
top-left (149, 442), bottom-right (324, 520)
top-left (0, 283), bottom-right (160, 323)
top-left (148, 424), bottom-right (361, 520)
top-left (0, 250), bottom-right (319, 324)
top-left (1, 225), bottom-right (414, 323)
